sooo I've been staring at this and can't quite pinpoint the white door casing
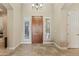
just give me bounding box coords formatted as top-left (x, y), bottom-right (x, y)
top-left (23, 16), bottom-right (51, 44)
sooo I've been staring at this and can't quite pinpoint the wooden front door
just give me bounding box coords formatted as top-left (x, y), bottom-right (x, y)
top-left (32, 16), bottom-right (43, 43)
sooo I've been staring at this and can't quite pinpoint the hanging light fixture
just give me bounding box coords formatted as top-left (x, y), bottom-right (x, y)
top-left (32, 3), bottom-right (43, 10)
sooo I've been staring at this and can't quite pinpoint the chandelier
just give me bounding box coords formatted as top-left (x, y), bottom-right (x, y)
top-left (32, 3), bottom-right (43, 10)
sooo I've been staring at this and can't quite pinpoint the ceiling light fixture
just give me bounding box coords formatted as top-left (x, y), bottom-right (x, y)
top-left (32, 3), bottom-right (43, 10)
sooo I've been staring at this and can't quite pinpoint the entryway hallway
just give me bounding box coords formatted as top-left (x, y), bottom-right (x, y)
top-left (1, 3), bottom-right (79, 56)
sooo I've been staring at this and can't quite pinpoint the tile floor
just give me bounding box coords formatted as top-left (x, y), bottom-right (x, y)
top-left (11, 44), bottom-right (79, 56)
top-left (0, 49), bottom-right (13, 56)
top-left (1, 44), bottom-right (79, 56)
top-left (11, 44), bottom-right (60, 56)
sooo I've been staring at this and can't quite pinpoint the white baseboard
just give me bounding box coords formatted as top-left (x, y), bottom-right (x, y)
top-left (21, 42), bottom-right (31, 44)
top-left (7, 41), bottom-right (31, 50)
top-left (7, 43), bottom-right (21, 50)
top-left (43, 42), bottom-right (53, 44)
top-left (54, 42), bottom-right (67, 50)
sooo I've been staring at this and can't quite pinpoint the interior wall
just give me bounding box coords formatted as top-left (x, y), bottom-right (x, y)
top-left (53, 3), bottom-right (68, 48)
top-left (7, 9), bottom-right (14, 49)
top-left (22, 3), bottom-right (54, 43)
top-left (59, 10), bottom-right (68, 47)
top-left (9, 3), bottom-right (22, 49)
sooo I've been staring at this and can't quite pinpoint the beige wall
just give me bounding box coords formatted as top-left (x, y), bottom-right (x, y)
top-left (53, 4), bottom-right (68, 48)
top-left (9, 4), bottom-right (22, 49)
top-left (22, 4), bottom-right (54, 16)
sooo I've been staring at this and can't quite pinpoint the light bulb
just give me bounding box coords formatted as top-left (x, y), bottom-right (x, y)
top-left (32, 4), bottom-right (35, 7)
top-left (40, 4), bottom-right (43, 7)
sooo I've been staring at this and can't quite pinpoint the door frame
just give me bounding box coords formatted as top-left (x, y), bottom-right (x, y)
top-left (23, 16), bottom-right (32, 44)
top-left (43, 17), bottom-right (52, 44)
top-left (23, 16), bottom-right (51, 44)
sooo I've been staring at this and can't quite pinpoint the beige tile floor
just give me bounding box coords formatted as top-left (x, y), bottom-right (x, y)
top-left (11, 44), bottom-right (60, 56)
top-left (0, 48), bottom-right (13, 56)
top-left (11, 44), bottom-right (79, 56)
top-left (1, 44), bottom-right (79, 56)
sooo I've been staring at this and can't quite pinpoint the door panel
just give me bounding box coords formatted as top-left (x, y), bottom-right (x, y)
top-left (68, 12), bottom-right (79, 48)
top-left (32, 16), bottom-right (43, 43)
